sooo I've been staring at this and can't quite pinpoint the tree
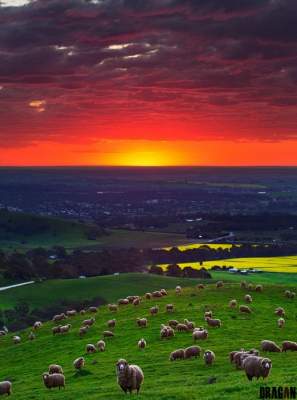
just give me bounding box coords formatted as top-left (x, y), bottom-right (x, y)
top-left (149, 265), bottom-right (163, 275)
top-left (166, 264), bottom-right (182, 277)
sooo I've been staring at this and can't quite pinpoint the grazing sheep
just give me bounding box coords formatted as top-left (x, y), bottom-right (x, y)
top-left (150, 306), bottom-right (159, 316)
top-left (86, 344), bottom-right (97, 354)
top-left (282, 341), bottom-right (297, 352)
top-left (204, 311), bottom-right (213, 318)
top-left (116, 359), bottom-right (144, 394)
top-left (13, 335), bottom-right (21, 344)
top-left (204, 350), bottom-right (215, 365)
top-left (42, 373), bottom-right (65, 390)
top-left (229, 299), bottom-right (237, 308)
top-left (82, 318), bottom-right (95, 327)
top-left (103, 330), bottom-right (114, 338)
top-left (28, 331), bottom-right (36, 341)
top-left (97, 340), bottom-right (106, 352)
top-left (152, 291), bottom-right (163, 298)
top-left (136, 318), bottom-right (148, 328)
top-left (49, 364), bottom-right (63, 374)
top-left (118, 298), bottom-right (129, 305)
top-left (274, 307), bottom-right (285, 317)
top-left (242, 356), bottom-right (272, 381)
top-left (79, 326), bottom-right (89, 337)
top-left (277, 318), bottom-right (285, 328)
top-left (60, 324), bottom-right (71, 333)
top-left (197, 284), bottom-right (205, 289)
top-left (80, 309), bottom-right (86, 315)
top-left (33, 321), bottom-right (43, 330)
top-left (52, 313), bottom-right (67, 322)
top-left (169, 349), bottom-right (185, 361)
top-left (88, 306), bottom-right (98, 313)
top-left (244, 294), bottom-right (252, 303)
top-left (166, 304), bottom-right (174, 313)
top-left (184, 319), bottom-right (195, 331)
top-left (193, 328), bottom-right (208, 341)
top-left (205, 317), bottom-right (221, 328)
top-left (138, 338), bottom-right (146, 349)
top-left (216, 281), bottom-right (223, 289)
top-left (108, 304), bottom-right (118, 312)
top-left (0, 330), bottom-right (7, 336)
top-left (160, 289), bottom-right (168, 296)
top-left (145, 293), bottom-right (152, 300)
top-left (184, 346), bottom-right (201, 359)
top-left (290, 291), bottom-right (296, 299)
top-left (261, 340), bottom-right (281, 353)
top-left (133, 298), bottom-right (141, 306)
top-left (0, 381), bottom-right (12, 396)
top-left (160, 325), bottom-right (174, 339)
top-left (232, 350), bottom-right (259, 369)
top-left (66, 309), bottom-right (77, 317)
top-left (284, 290), bottom-right (291, 298)
top-left (239, 305), bottom-right (252, 314)
top-left (107, 319), bottom-right (116, 329)
top-left (240, 281), bottom-right (247, 289)
top-left (168, 320), bottom-right (179, 328)
top-left (52, 326), bottom-right (61, 335)
top-left (255, 285), bottom-right (263, 292)
top-left (175, 285), bottom-right (182, 294)
top-left (176, 323), bottom-right (189, 332)
top-left (73, 357), bottom-right (85, 370)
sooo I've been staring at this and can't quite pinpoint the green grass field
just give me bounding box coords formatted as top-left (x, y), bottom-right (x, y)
top-left (159, 255), bottom-right (297, 273)
top-left (0, 273), bottom-right (297, 399)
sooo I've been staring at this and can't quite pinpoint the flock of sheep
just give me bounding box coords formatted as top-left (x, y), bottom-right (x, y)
top-left (0, 281), bottom-right (297, 396)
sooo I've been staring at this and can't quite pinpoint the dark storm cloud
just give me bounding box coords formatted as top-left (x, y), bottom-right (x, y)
top-left (0, 0), bottom-right (297, 144)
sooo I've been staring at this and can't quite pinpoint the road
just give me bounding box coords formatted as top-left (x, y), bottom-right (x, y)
top-left (0, 281), bottom-right (35, 292)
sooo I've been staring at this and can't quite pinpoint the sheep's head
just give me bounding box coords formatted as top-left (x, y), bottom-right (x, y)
top-left (261, 358), bottom-right (272, 371)
top-left (116, 359), bottom-right (128, 374)
top-left (43, 373), bottom-right (49, 382)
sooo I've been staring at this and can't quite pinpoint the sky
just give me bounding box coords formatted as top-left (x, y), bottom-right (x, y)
top-left (0, 0), bottom-right (297, 166)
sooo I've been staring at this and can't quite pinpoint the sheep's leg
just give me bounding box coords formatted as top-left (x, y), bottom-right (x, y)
top-left (120, 385), bottom-right (127, 394)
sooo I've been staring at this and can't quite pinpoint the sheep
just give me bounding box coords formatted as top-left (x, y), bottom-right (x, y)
top-left (49, 364), bottom-right (63, 374)
top-left (60, 324), bottom-right (71, 333)
top-left (255, 284), bottom-right (263, 292)
top-left (175, 285), bottom-right (182, 294)
top-left (145, 293), bottom-right (152, 300)
top-left (42, 373), bottom-right (65, 390)
top-left (184, 319), bottom-right (195, 331)
top-left (33, 321), bottom-right (43, 330)
top-left (239, 305), bottom-right (252, 314)
top-left (82, 318), bottom-right (95, 327)
top-left (108, 304), bottom-right (118, 312)
top-left (282, 341), bottom-right (297, 352)
top-left (244, 294), bottom-right (252, 303)
top-left (152, 291), bottom-right (163, 298)
top-left (277, 318), bottom-right (285, 328)
top-left (193, 328), bottom-right (208, 341)
top-left (242, 356), bottom-right (272, 381)
top-left (13, 335), bottom-right (21, 344)
top-left (229, 299), bottom-right (237, 308)
top-left (118, 298), bottom-right (129, 305)
top-left (0, 330), bottom-right (7, 336)
top-left (79, 326), bottom-right (89, 337)
top-left (88, 306), bottom-right (98, 313)
top-left (136, 318), bottom-right (148, 328)
top-left (205, 317), bottom-right (221, 328)
top-left (66, 309), bottom-right (77, 317)
top-left (52, 313), bottom-right (67, 322)
top-left (290, 291), bottom-right (296, 299)
top-left (284, 290), bottom-right (291, 298)
top-left (168, 320), bottom-right (179, 328)
top-left (169, 349), bottom-right (185, 361)
top-left (103, 330), bottom-right (114, 338)
top-left (274, 307), bottom-right (285, 317)
top-left (133, 298), bottom-right (141, 306)
top-left (80, 309), bottom-right (86, 315)
top-left (240, 281), bottom-right (247, 289)
top-left (138, 338), bottom-right (146, 349)
top-left (97, 340), bottom-right (106, 352)
top-left (176, 323), bottom-right (189, 332)
top-left (232, 350), bottom-right (260, 369)
top-left (204, 311), bottom-right (213, 318)
top-left (107, 319), bottom-right (116, 329)
top-left (150, 306), bottom-right (159, 316)
top-left (184, 346), bottom-right (201, 359)
top-left (160, 289), bottom-right (168, 296)
top-left (160, 325), bottom-right (174, 339)
top-left (52, 326), bottom-right (61, 335)
top-left (261, 340), bottom-right (281, 353)
top-left (0, 381), bottom-right (12, 396)
top-left (203, 350), bottom-right (215, 365)
top-left (166, 304), bottom-right (174, 313)
top-left (116, 359), bottom-right (144, 394)
top-left (73, 357), bottom-right (85, 370)
top-left (86, 344), bottom-right (97, 354)
top-left (197, 283), bottom-right (205, 289)
top-left (28, 331), bottom-right (36, 341)
top-left (216, 281), bottom-right (223, 289)
top-left (127, 296), bottom-right (136, 303)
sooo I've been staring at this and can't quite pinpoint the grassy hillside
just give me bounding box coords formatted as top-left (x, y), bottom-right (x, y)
top-left (0, 275), bottom-right (297, 399)
top-left (159, 255), bottom-right (297, 273)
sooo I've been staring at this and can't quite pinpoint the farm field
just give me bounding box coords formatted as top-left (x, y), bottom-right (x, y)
top-left (163, 243), bottom-right (235, 251)
top-left (159, 255), bottom-right (297, 273)
top-left (0, 276), bottom-right (297, 399)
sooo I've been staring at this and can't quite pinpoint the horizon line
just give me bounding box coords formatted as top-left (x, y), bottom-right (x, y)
top-left (0, 164), bottom-right (297, 168)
